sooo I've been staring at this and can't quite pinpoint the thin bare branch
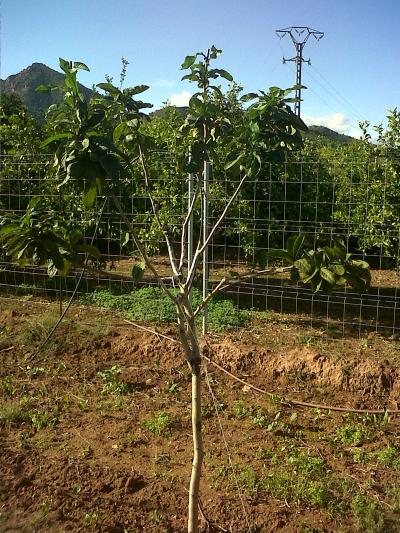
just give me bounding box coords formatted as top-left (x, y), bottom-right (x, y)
top-left (186, 173), bottom-right (248, 288)
top-left (109, 191), bottom-right (178, 305)
top-left (138, 145), bottom-right (180, 278)
top-left (193, 266), bottom-right (293, 317)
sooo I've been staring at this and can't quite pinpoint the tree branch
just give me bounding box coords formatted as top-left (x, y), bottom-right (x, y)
top-left (186, 173), bottom-right (248, 288)
top-left (193, 265), bottom-right (293, 317)
top-left (138, 145), bottom-right (180, 279)
top-left (109, 191), bottom-right (178, 305)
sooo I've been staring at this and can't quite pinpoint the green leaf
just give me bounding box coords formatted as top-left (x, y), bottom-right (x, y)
top-left (225, 153), bottom-right (244, 171)
top-left (122, 232), bottom-right (130, 248)
top-left (41, 132), bottom-right (73, 147)
top-left (210, 46), bottom-right (222, 59)
top-left (267, 249), bottom-right (292, 262)
top-left (96, 83), bottom-right (120, 95)
top-left (331, 263), bottom-right (345, 276)
top-left (294, 257), bottom-right (314, 275)
top-left (79, 244), bottom-right (101, 259)
top-left (127, 85), bottom-right (150, 96)
top-left (181, 55), bottom-right (197, 69)
top-left (212, 69), bottom-right (233, 82)
top-left (113, 122), bottom-right (128, 143)
top-left (286, 234), bottom-right (305, 260)
top-left (73, 61), bottom-right (90, 71)
top-left (320, 267), bottom-right (336, 286)
top-left (82, 186), bottom-right (97, 208)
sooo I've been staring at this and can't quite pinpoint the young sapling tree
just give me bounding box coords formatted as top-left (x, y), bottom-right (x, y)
top-left (0, 51), bottom-right (371, 533)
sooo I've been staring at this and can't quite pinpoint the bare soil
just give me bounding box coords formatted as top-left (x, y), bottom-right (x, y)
top-left (1, 296), bottom-right (400, 532)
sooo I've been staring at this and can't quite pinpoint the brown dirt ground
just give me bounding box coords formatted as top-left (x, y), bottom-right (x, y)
top-left (1, 296), bottom-right (400, 532)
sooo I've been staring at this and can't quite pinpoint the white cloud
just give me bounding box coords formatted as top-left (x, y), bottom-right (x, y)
top-left (168, 90), bottom-right (192, 107)
top-left (302, 112), bottom-right (359, 136)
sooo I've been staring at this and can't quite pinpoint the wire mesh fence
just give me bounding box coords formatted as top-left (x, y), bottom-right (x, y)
top-left (0, 153), bottom-right (399, 337)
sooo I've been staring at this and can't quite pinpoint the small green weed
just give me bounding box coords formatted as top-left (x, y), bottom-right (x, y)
top-left (253, 409), bottom-right (283, 432)
top-left (98, 365), bottom-right (130, 395)
top-left (0, 375), bottom-right (22, 397)
top-left (336, 424), bottom-right (370, 446)
top-left (83, 511), bottom-right (105, 526)
top-left (31, 407), bottom-right (59, 430)
top-left (351, 494), bottom-right (385, 533)
top-left (232, 399), bottom-right (253, 420)
top-left (142, 411), bottom-right (176, 437)
top-left (167, 381), bottom-right (180, 395)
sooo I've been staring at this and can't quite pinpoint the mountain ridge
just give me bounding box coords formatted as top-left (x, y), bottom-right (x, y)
top-left (1, 63), bottom-right (357, 144)
top-left (0, 62), bottom-right (94, 121)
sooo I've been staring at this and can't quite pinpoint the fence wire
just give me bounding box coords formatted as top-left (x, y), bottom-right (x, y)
top-left (0, 153), bottom-right (399, 338)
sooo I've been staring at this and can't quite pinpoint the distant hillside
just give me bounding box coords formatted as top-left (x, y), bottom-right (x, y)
top-left (306, 124), bottom-right (356, 145)
top-left (0, 63), bottom-right (94, 121)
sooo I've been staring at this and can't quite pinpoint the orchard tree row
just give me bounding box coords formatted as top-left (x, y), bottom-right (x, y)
top-left (1, 53), bottom-right (399, 268)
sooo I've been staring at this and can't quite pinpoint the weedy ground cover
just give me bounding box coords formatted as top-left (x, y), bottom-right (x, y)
top-left (1, 297), bottom-right (400, 532)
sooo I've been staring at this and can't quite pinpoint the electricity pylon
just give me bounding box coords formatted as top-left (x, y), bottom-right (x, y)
top-left (276, 26), bottom-right (324, 117)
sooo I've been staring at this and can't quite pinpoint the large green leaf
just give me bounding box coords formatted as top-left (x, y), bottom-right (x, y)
top-left (211, 68), bottom-right (233, 82)
top-left (82, 186), bottom-right (97, 208)
top-left (41, 132), bottom-right (73, 147)
top-left (320, 267), bottom-right (336, 286)
top-left (181, 55), bottom-right (197, 69)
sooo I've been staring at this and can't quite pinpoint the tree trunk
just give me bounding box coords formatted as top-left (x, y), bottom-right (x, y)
top-left (188, 353), bottom-right (203, 533)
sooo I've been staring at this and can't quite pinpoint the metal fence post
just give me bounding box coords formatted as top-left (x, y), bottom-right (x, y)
top-left (188, 161), bottom-right (194, 306)
top-left (202, 161), bottom-right (210, 335)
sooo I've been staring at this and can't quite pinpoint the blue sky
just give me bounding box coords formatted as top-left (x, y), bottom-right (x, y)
top-left (1, 0), bottom-right (399, 136)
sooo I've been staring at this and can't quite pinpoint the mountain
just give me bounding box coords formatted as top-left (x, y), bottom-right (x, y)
top-left (306, 124), bottom-right (356, 145)
top-left (0, 62), bottom-right (94, 121)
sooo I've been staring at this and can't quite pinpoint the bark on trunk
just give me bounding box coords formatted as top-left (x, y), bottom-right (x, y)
top-left (188, 356), bottom-right (203, 533)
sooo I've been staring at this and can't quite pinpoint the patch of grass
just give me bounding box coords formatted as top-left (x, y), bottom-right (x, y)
top-left (374, 445), bottom-right (400, 469)
top-left (0, 375), bottom-right (24, 398)
top-left (351, 494), bottom-right (386, 533)
top-left (142, 411), bottom-right (176, 437)
top-left (252, 409), bottom-right (285, 432)
top-left (83, 511), bottom-right (105, 526)
top-left (0, 402), bottom-right (59, 430)
top-left (386, 486), bottom-right (400, 512)
top-left (18, 312), bottom-right (61, 353)
top-left (82, 287), bottom-right (249, 331)
top-left (0, 402), bottom-right (32, 425)
top-left (213, 448), bottom-right (345, 513)
top-left (335, 423), bottom-right (371, 446)
top-left (30, 407), bottom-right (59, 431)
